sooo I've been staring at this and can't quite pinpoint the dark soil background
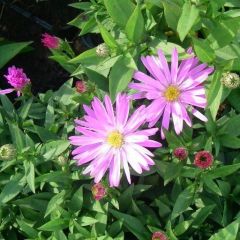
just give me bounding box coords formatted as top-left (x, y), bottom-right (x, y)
top-left (0, 0), bottom-right (84, 94)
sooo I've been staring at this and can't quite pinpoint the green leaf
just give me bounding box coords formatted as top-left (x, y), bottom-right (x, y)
top-left (203, 178), bottom-right (222, 196)
top-left (118, 185), bottom-right (134, 212)
top-left (16, 219), bottom-right (38, 238)
top-left (69, 186), bottom-right (83, 213)
top-left (45, 191), bottom-right (65, 217)
top-left (174, 220), bottom-right (193, 236)
top-left (209, 221), bottom-right (239, 240)
top-left (125, 5), bottom-right (145, 44)
top-left (207, 71), bottom-right (230, 120)
top-left (18, 98), bottom-right (33, 120)
top-left (109, 56), bottom-right (134, 101)
top-left (69, 48), bottom-right (102, 65)
top-left (38, 219), bottom-right (69, 231)
top-left (7, 121), bottom-right (25, 150)
top-left (221, 114), bottom-right (240, 137)
top-left (24, 161), bottom-right (35, 193)
top-left (192, 38), bottom-right (215, 63)
top-left (104, 0), bottom-right (135, 28)
top-left (98, 22), bottom-right (118, 49)
top-left (162, 0), bottom-right (182, 30)
top-left (219, 135), bottom-right (240, 149)
top-left (41, 140), bottom-right (70, 161)
top-left (171, 185), bottom-right (195, 220)
top-left (0, 174), bottom-right (25, 205)
top-left (191, 205), bottom-right (215, 228)
top-left (84, 67), bottom-right (109, 92)
top-left (177, 2), bottom-right (199, 41)
top-left (0, 95), bottom-right (15, 117)
top-left (0, 41), bottom-right (32, 68)
top-left (110, 209), bottom-right (150, 240)
top-left (204, 163), bottom-right (240, 179)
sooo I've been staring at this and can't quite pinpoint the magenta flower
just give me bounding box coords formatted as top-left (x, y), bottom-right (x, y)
top-left (0, 66), bottom-right (30, 96)
top-left (129, 48), bottom-right (214, 138)
top-left (41, 33), bottom-right (59, 49)
top-left (69, 94), bottom-right (161, 187)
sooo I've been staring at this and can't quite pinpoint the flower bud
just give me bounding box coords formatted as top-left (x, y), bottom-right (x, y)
top-left (96, 43), bottom-right (109, 57)
top-left (152, 231), bottom-right (168, 240)
top-left (57, 155), bottom-right (67, 166)
top-left (194, 151), bottom-right (213, 169)
top-left (173, 147), bottom-right (188, 161)
top-left (0, 144), bottom-right (16, 160)
top-left (75, 81), bottom-right (87, 93)
top-left (221, 72), bottom-right (240, 89)
top-left (91, 183), bottom-right (106, 200)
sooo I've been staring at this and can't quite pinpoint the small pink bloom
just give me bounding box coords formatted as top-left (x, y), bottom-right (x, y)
top-left (129, 48), bottom-right (214, 138)
top-left (41, 33), bottom-right (59, 49)
top-left (76, 81), bottom-right (87, 93)
top-left (194, 151), bottom-right (213, 169)
top-left (0, 66), bottom-right (30, 96)
top-left (173, 147), bottom-right (188, 160)
top-left (92, 183), bottom-right (106, 200)
top-left (152, 231), bottom-right (168, 240)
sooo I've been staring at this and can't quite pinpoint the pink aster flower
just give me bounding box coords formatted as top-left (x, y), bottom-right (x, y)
top-left (91, 182), bottom-right (106, 200)
top-left (0, 66), bottom-right (30, 96)
top-left (129, 48), bottom-right (214, 138)
top-left (194, 151), bottom-right (213, 169)
top-left (69, 93), bottom-right (161, 187)
top-left (41, 33), bottom-right (59, 49)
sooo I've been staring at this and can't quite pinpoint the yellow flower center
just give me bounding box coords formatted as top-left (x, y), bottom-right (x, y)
top-left (164, 85), bottom-right (180, 102)
top-left (107, 131), bottom-right (124, 148)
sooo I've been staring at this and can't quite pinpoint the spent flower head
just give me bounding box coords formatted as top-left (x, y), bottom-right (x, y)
top-left (0, 66), bottom-right (31, 96)
top-left (221, 72), bottom-right (240, 89)
top-left (41, 33), bottom-right (59, 49)
top-left (194, 151), bottom-right (213, 169)
top-left (0, 144), bottom-right (16, 160)
top-left (129, 48), bottom-right (214, 138)
top-left (69, 93), bottom-right (161, 187)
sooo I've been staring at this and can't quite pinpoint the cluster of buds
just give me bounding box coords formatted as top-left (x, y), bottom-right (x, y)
top-left (0, 144), bottom-right (16, 160)
top-left (221, 72), bottom-right (240, 89)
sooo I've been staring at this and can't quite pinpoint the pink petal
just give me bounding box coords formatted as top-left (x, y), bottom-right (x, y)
top-left (138, 140), bottom-right (162, 148)
top-left (171, 48), bottom-right (178, 84)
top-left (0, 88), bottom-right (15, 95)
top-left (192, 108), bottom-right (208, 122)
top-left (121, 148), bottom-right (131, 184)
top-left (161, 103), bottom-right (171, 139)
top-left (116, 93), bottom-right (129, 128)
top-left (158, 49), bottom-right (171, 84)
top-left (172, 102), bottom-right (183, 135)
